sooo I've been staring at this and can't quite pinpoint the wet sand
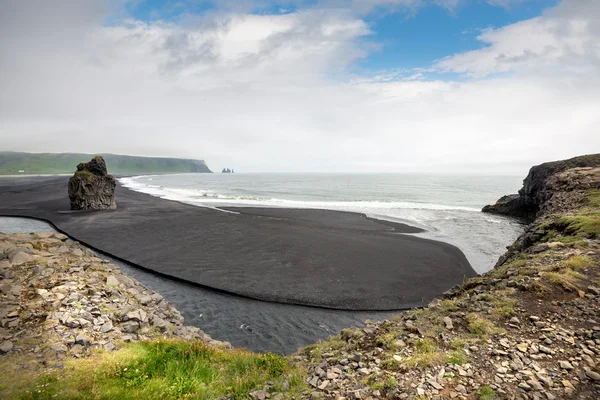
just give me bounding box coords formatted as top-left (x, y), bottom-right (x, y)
top-left (0, 176), bottom-right (476, 310)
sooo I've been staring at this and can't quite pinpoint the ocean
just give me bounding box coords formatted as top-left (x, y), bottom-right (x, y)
top-left (120, 173), bottom-right (525, 273)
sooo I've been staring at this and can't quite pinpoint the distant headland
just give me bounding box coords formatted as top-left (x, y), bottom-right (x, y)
top-left (0, 152), bottom-right (212, 175)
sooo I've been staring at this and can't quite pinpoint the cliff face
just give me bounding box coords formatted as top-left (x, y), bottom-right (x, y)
top-left (484, 155), bottom-right (600, 266)
top-left (483, 154), bottom-right (600, 221)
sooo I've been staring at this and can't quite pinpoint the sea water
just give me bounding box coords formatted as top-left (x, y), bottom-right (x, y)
top-left (120, 173), bottom-right (525, 273)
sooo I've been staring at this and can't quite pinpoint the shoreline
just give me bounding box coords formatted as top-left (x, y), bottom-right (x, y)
top-left (0, 176), bottom-right (475, 311)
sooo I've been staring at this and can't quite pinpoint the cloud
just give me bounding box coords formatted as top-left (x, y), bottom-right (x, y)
top-left (0, 0), bottom-right (599, 173)
top-left (434, 0), bottom-right (600, 77)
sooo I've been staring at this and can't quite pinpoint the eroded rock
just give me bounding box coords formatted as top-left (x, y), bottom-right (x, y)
top-left (68, 156), bottom-right (116, 210)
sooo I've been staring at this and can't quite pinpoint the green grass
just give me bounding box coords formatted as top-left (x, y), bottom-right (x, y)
top-left (563, 255), bottom-right (594, 270)
top-left (446, 351), bottom-right (467, 365)
top-left (404, 339), bottom-right (445, 368)
top-left (478, 385), bottom-right (496, 400)
top-left (2, 340), bottom-right (305, 400)
top-left (466, 314), bottom-right (502, 337)
top-left (0, 152), bottom-right (211, 175)
top-left (450, 339), bottom-right (465, 350)
top-left (542, 269), bottom-right (586, 289)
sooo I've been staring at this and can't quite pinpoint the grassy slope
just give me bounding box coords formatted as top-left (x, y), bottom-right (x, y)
top-left (2, 340), bottom-right (306, 400)
top-left (0, 152), bottom-right (211, 174)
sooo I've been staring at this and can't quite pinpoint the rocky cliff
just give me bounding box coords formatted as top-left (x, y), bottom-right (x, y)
top-left (68, 156), bottom-right (117, 210)
top-left (483, 154), bottom-right (600, 221)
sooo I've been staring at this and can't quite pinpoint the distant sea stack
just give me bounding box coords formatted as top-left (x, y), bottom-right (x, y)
top-left (68, 156), bottom-right (117, 210)
top-left (222, 168), bottom-right (234, 173)
top-left (482, 154), bottom-right (600, 221)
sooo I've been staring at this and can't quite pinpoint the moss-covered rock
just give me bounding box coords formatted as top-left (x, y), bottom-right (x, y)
top-left (68, 156), bottom-right (116, 210)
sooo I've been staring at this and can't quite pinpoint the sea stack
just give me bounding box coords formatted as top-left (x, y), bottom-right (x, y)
top-left (68, 156), bottom-right (117, 210)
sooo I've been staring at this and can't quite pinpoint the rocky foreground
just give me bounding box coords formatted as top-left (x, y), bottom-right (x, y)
top-left (0, 232), bottom-right (230, 370)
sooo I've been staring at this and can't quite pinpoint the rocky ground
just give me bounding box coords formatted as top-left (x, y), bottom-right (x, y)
top-left (0, 232), bottom-right (230, 373)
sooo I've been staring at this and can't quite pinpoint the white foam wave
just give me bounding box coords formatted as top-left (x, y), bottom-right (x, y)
top-left (119, 177), bottom-right (481, 212)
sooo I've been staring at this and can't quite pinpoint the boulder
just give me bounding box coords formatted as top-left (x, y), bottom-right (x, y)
top-left (68, 156), bottom-right (116, 210)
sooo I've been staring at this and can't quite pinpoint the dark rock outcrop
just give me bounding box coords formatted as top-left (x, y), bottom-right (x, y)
top-left (483, 154), bottom-right (600, 221)
top-left (481, 194), bottom-right (534, 220)
top-left (68, 156), bottom-right (116, 210)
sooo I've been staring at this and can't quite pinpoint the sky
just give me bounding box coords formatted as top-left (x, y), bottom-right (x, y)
top-left (0, 0), bottom-right (598, 174)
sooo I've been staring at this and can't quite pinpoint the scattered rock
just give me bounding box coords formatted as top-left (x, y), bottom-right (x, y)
top-left (0, 340), bottom-right (14, 353)
top-left (442, 316), bottom-right (454, 330)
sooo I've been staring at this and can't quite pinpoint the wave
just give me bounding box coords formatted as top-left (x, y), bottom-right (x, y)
top-left (119, 177), bottom-right (481, 212)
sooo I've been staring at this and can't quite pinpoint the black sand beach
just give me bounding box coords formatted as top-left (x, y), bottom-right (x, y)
top-left (0, 176), bottom-right (476, 310)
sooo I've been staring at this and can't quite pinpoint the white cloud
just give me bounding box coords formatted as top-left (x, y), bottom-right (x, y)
top-left (434, 0), bottom-right (600, 77)
top-left (0, 0), bottom-right (599, 173)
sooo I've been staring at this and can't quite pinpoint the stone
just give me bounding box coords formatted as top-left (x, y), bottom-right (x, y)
top-left (101, 321), bottom-right (113, 333)
top-left (75, 333), bottom-right (90, 346)
top-left (428, 379), bottom-right (443, 390)
top-left (50, 343), bottom-right (68, 352)
top-left (585, 369), bottom-right (600, 381)
top-left (68, 156), bottom-right (117, 210)
top-left (516, 343), bottom-right (528, 353)
top-left (443, 316), bottom-right (454, 330)
top-left (106, 275), bottom-right (119, 287)
top-left (122, 321), bottom-right (139, 333)
top-left (252, 390), bottom-right (267, 400)
top-left (70, 344), bottom-right (85, 354)
top-left (559, 361), bottom-right (573, 370)
top-left (587, 286), bottom-right (600, 296)
top-left (518, 382), bottom-right (531, 391)
top-left (0, 340), bottom-right (14, 353)
top-left (72, 248), bottom-right (84, 257)
top-left (318, 380), bottom-right (330, 390)
top-left (10, 251), bottom-right (33, 265)
top-left (56, 246), bottom-right (70, 254)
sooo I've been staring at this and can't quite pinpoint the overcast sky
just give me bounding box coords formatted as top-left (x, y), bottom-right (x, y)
top-left (0, 0), bottom-right (598, 173)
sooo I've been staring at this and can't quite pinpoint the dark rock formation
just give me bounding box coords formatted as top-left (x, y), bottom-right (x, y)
top-left (222, 168), bottom-right (233, 173)
top-left (68, 156), bottom-right (116, 210)
top-left (482, 154), bottom-right (600, 221)
top-left (481, 194), bottom-right (533, 220)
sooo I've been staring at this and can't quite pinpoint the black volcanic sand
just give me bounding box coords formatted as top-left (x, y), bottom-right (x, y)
top-left (0, 176), bottom-right (476, 310)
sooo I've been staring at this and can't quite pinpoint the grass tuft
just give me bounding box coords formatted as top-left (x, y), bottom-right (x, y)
top-left (478, 385), bottom-right (496, 400)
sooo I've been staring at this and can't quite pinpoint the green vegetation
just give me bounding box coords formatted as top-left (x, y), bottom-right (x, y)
top-left (2, 340), bottom-right (305, 400)
top-left (446, 351), bottom-right (467, 365)
top-left (477, 385), bottom-right (496, 400)
top-left (405, 339), bottom-right (445, 368)
top-left (540, 191), bottom-right (600, 241)
top-left (0, 152), bottom-right (211, 175)
top-left (466, 314), bottom-right (502, 337)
